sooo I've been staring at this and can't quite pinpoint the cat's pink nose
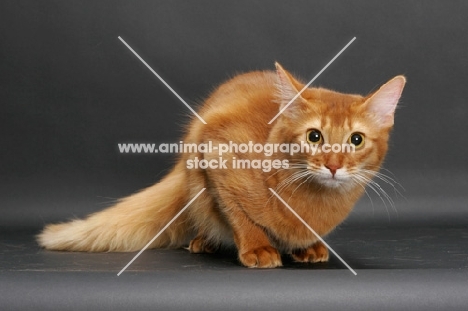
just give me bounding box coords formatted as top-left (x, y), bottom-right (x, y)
top-left (325, 164), bottom-right (342, 177)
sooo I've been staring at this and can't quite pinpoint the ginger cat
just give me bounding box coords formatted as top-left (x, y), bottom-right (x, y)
top-left (38, 63), bottom-right (406, 268)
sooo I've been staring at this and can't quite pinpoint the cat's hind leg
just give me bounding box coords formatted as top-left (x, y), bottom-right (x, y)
top-left (187, 234), bottom-right (218, 254)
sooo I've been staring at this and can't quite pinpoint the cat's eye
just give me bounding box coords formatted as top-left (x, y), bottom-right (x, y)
top-left (349, 133), bottom-right (365, 148)
top-left (307, 129), bottom-right (323, 144)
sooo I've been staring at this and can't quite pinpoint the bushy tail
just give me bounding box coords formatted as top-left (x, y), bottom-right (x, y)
top-left (37, 164), bottom-right (192, 252)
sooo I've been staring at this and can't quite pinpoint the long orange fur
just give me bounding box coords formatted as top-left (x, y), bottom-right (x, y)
top-left (37, 63), bottom-right (406, 268)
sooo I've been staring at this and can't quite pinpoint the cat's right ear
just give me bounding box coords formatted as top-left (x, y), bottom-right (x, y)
top-left (275, 62), bottom-right (306, 119)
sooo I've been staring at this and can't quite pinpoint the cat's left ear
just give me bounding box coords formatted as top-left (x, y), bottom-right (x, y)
top-left (275, 62), bottom-right (306, 119)
top-left (364, 76), bottom-right (406, 127)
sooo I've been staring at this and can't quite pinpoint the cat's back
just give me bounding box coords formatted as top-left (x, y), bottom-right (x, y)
top-left (213, 70), bottom-right (277, 99)
top-left (200, 70), bottom-right (278, 123)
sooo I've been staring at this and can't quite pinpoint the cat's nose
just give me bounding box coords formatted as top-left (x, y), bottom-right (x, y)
top-left (325, 164), bottom-right (342, 177)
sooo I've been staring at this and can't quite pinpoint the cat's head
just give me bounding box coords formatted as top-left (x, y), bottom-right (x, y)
top-left (271, 63), bottom-right (406, 189)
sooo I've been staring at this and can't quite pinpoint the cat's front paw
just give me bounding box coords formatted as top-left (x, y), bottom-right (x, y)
top-left (239, 246), bottom-right (282, 268)
top-left (292, 241), bottom-right (329, 263)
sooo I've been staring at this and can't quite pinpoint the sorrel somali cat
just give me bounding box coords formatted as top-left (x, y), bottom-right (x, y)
top-left (38, 63), bottom-right (406, 268)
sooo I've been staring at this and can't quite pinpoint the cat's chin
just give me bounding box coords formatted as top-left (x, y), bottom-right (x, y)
top-left (318, 178), bottom-right (346, 189)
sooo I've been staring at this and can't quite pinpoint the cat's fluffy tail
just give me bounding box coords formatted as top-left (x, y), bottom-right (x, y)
top-left (37, 164), bottom-right (192, 252)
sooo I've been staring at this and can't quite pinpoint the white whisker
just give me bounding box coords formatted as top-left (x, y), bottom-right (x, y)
top-left (350, 176), bottom-right (375, 216)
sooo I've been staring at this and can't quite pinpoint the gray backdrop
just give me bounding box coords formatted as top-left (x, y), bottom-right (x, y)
top-left (1, 0), bottom-right (467, 228)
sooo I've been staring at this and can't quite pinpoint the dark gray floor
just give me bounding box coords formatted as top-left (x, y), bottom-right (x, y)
top-left (2, 269), bottom-right (468, 311)
top-left (2, 226), bottom-right (468, 272)
top-left (1, 226), bottom-right (468, 310)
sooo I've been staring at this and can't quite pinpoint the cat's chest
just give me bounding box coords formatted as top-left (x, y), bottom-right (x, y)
top-left (263, 189), bottom-right (355, 249)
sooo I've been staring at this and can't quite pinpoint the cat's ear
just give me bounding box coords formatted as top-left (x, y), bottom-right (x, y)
top-left (275, 62), bottom-right (306, 118)
top-left (364, 75), bottom-right (406, 127)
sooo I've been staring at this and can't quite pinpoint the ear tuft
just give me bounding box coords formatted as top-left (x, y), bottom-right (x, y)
top-left (365, 75), bottom-right (406, 127)
top-left (274, 62), bottom-right (305, 118)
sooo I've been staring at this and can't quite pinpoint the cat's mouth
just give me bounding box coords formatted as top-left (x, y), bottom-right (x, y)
top-left (312, 168), bottom-right (350, 188)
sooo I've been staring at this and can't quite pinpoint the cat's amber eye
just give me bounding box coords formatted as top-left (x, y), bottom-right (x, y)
top-left (307, 129), bottom-right (323, 144)
top-left (349, 133), bottom-right (365, 148)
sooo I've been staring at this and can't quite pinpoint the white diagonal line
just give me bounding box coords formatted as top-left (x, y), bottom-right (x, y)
top-left (268, 188), bottom-right (357, 275)
top-left (268, 37), bottom-right (356, 124)
top-left (118, 36), bottom-right (207, 125)
top-left (117, 187), bottom-right (206, 276)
